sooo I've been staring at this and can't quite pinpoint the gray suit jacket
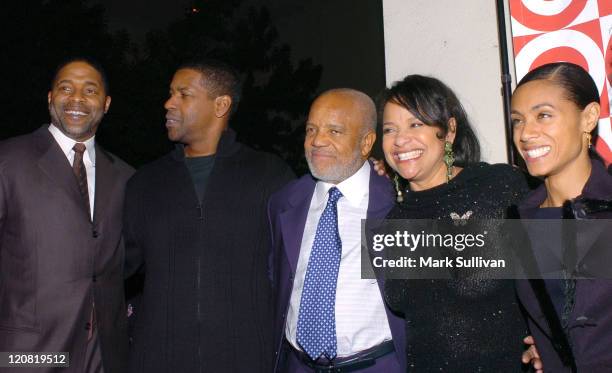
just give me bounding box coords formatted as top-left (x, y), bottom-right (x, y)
top-left (0, 126), bottom-right (133, 373)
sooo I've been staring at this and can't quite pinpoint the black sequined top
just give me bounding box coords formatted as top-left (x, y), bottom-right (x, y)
top-left (384, 162), bottom-right (529, 372)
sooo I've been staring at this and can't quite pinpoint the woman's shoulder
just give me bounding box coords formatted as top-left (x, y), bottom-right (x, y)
top-left (461, 162), bottom-right (528, 191)
top-left (466, 161), bottom-right (524, 178)
top-left (585, 158), bottom-right (612, 200)
top-left (456, 162), bottom-right (529, 210)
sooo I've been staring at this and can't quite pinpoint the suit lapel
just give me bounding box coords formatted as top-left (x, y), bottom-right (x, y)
top-left (366, 166), bottom-right (395, 282)
top-left (575, 223), bottom-right (605, 266)
top-left (93, 145), bottom-right (118, 226)
top-left (36, 128), bottom-right (90, 221)
top-left (574, 161), bottom-right (612, 264)
top-left (280, 178), bottom-right (315, 274)
top-left (366, 166), bottom-right (394, 220)
top-left (365, 168), bottom-right (394, 285)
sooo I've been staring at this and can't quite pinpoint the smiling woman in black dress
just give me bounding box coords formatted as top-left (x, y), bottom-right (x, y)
top-left (379, 75), bottom-right (529, 371)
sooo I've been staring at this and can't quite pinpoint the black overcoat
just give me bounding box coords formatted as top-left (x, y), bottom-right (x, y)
top-left (124, 129), bottom-right (294, 372)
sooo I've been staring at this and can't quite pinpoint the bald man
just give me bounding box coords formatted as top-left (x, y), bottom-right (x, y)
top-left (268, 89), bottom-right (406, 372)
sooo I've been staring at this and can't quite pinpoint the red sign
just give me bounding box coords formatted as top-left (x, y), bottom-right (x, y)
top-left (510, 0), bottom-right (612, 164)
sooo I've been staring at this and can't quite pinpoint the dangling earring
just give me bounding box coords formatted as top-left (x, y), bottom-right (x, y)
top-left (585, 132), bottom-right (592, 149)
top-left (444, 141), bottom-right (455, 183)
top-left (393, 174), bottom-right (404, 203)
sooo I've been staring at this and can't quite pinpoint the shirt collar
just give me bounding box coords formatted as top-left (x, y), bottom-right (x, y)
top-left (313, 161), bottom-right (370, 207)
top-left (48, 124), bottom-right (96, 166)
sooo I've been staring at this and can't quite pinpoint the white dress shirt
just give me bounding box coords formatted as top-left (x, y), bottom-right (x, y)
top-left (286, 161), bottom-right (392, 356)
top-left (48, 124), bottom-right (96, 219)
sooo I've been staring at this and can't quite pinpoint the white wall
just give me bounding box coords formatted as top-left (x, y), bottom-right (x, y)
top-left (383, 0), bottom-right (514, 163)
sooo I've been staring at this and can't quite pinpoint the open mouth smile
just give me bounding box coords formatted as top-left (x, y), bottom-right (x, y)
top-left (396, 149), bottom-right (423, 161)
top-left (64, 110), bottom-right (88, 117)
top-left (523, 146), bottom-right (551, 160)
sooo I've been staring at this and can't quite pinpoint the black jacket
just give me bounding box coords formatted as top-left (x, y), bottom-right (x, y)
top-left (516, 159), bottom-right (612, 372)
top-left (124, 129), bottom-right (294, 372)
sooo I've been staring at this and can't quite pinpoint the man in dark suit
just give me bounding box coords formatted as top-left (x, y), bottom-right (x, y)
top-left (268, 89), bottom-right (406, 372)
top-left (0, 58), bottom-right (133, 373)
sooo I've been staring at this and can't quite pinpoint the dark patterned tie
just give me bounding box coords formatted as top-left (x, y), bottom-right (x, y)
top-left (72, 143), bottom-right (91, 219)
top-left (74, 143), bottom-right (96, 340)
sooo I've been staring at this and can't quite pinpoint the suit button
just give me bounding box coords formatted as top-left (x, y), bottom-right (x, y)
top-left (85, 322), bottom-right (92, 331)
top-left (92, 230), bottom-right (99, 238)
top-left (92, 275), bottom-right (97, 282)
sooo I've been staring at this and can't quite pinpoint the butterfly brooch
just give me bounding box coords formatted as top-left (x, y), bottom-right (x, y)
top-left (450, 210), bottom-right (473, 226)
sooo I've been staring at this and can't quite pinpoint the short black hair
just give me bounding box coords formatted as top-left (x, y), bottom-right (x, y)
top-left (379, 74), bottom-right (481, 166)
top-left (516, 62), bottom-right (599, 110)
top-left (50, 56), bottom-right (110, 94)
top-left (177, 59), bottom-right (242, 116)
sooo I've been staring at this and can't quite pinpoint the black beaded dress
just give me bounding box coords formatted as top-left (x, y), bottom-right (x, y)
top-left (384, 162), bottom-right (529, 372)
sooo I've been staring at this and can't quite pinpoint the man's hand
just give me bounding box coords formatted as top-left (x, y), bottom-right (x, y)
top-left (522, 335), bottom-right (543, 373)
top-left (370, 157), bottom-right (389, 178)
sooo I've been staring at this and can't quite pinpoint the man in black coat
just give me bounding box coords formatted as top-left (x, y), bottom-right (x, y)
top-left (124, 59), bottom-right (294, 372)
top-left (0, 58), bottom-right (133, 373)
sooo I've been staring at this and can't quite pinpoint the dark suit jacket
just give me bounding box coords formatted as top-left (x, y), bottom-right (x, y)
top-left (268, 164), bottom-right (406, 372)
top-left (516, 160), bottom-right (612, 372)
top-left (0, 126), bottom-right (133, 373)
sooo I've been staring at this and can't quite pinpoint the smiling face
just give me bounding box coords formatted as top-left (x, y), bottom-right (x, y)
top-left (382, 101), bottom-right (455, 191)
top-left (304, 92), bottom-right (374, 184)
top-left (47, 61), bottom-right (111, 141)
top-left (511, 79), bottom-right (598, 179)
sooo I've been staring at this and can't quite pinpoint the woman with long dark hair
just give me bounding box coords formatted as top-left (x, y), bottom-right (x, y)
top-left (512, 62), bottom-right (612, 372)
top-left (379, 75), bottom-right (529, 371)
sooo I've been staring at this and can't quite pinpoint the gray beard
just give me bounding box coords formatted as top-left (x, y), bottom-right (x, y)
top-left (307, 148), bottom-right (365, 184)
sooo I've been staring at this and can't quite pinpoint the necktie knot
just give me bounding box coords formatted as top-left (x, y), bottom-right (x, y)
top-left (73, 143), bottom-right (86, 154)
top-left (327, 187), bottom-right (343, 205)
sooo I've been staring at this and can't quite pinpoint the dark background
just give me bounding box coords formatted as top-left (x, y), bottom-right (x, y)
top-left (0, 0), bottom-right (386, 174)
